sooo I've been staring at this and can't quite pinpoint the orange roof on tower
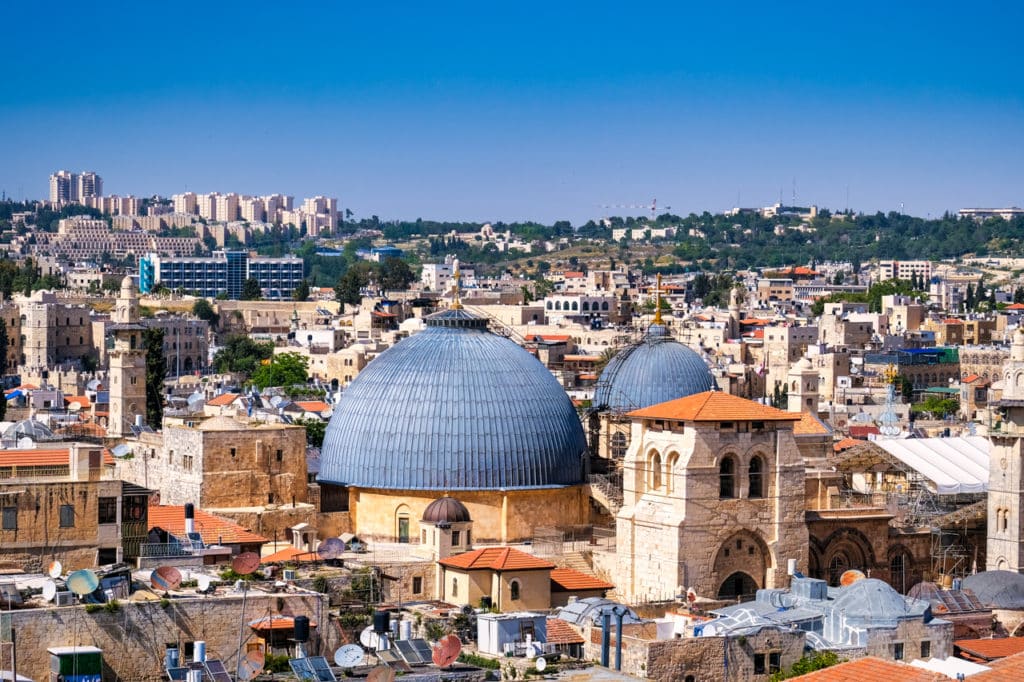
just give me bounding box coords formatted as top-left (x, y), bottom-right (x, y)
top-left (627, 391), bottom-right (798, 423)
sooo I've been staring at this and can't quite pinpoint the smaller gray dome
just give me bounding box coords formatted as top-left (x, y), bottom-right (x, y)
top-left (422, 497), bottom-right (471, 524)
top-left (3, 419), bottom-right (55, 441)
top-left (831, 578), bottom-right (913, 623)
top-left (962, 571), bottom-right (1024, 609)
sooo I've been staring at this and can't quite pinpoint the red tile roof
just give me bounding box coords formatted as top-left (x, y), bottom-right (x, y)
top-left (971, 649), bottom-right (1024, 680)
top-left (65, 395), bottom-right (91, 408)
top-left (793, 411), bottom-right (831, 435)
top-left (740, 318), bottom-right (772, 326)
top-left (294, 401), bottom-right (330, 413)
top-left (545, 618), bottom-right (584, 645)
top-left (535, 334), bottom-right (571, 343)
top-left (206, 392), bottom-right (240, 407)
top-left (0, 447), bottom-right (114, 467)
top-left (1004, 303), bottom-right (1024, 311)
top-left (148, 505), bottom-right (268, 545)
top-left (628, 391), bottom-right (798, 423)
top-left (849, 425), bottom-right (881, 438)
top-left (963, 374), bottom-right (981, 383)
top-left (439, 547), bottom-right (554, 571)
top-left (563, 355), bottom-right (601, 362)
top-left (833, 437), bottom-right (864, 453)
top-left (789, 656), bottom-right (941, 681)
top-left (262, 546), bottom-right (319, 564)
top-left (550, 568), bottom-right (614, 591)
top-left (955, 637), bottom-right (1024, 662)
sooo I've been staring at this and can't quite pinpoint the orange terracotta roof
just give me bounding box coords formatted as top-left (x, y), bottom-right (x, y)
top-left (962, 374), bottom-right (983, 384)
top-left (578, 374), bottom-right (598, 381)
top-left (206, 392), bottom-right (240, 407)
top-left (249, 615), bottom-right (317, 631)
top-left (740, 318), bottom-right (772, 326)
top-left (16, 384), bottom-right (39, 390)
top-left (833, 437), bottom-right (864, 453)
top-left (439, 547), bottom-right (554, 571)
top-left (789, 656), bottom-right (940, 681)
top-left (550, 568), bottom-right (614, 591)
top-left (942, 318), bottom-right (963, 324)
top-left (849, 425), bottom-right (881, 438)
top-left (535, 334), bottom-right (571, 343)
top-left (56, 422), bottom-right (108, 438)
top-left (563, 271), bottom-right (584, 278)
top-left (65, 395), bottom-right (92, 408)
top-left (970, 649), bottom-right (1024, 680)
top-left (793, 411), bottom-right (831, 436)
top-left (148, 505), bottom-right (268, 545)
top-left (628, 391), bottom-right (798, 423)
top-left (956, 637), bottom-right (1024, 662)
top-left (0, 447), bottom-right (114, 467)
top-left (545, 618), bottom-right (585, 645)
top-left (262, 546), bottom-right (319, 564)
top-left (1005, 303), bottom-right (1024, 311)
top-left (294, 401), bottom-right (330, 413)
top-left (563, 355), bottom-right (600, 362)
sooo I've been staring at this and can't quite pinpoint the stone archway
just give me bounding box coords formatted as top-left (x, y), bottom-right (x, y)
top-left (713, 530), bottom-right (770, 596)
top-left (718, 572), bottom-right (759, 600)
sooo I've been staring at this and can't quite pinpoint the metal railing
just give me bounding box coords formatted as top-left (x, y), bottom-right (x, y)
top-left (138, 542), bottom-right (191, 558)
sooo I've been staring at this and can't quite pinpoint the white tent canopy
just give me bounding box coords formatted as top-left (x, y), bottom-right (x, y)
top-left (869, 435), bottom-right (990, 495)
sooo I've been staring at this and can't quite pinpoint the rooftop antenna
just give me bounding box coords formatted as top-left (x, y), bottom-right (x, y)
top-left (792, 177), bottom-right (796, 205)
top-left (652, 273), bottom-right (664, 325)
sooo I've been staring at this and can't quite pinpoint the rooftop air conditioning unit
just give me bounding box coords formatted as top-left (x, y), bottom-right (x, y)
top-left (55, 591), bottom-right (75, 606)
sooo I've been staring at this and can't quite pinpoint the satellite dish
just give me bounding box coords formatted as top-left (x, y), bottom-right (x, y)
top-left (111, 444), bottom-right (131, 458)
top-left (67, 402), bottom-right (81, 413)
top-left (460, 604), bottom-right (475, 616)
top-left (535, 657), bottom-right (547, 672)
top-left (840, 569), bottom-right (866, 587)
top-left (367, 666), bottom-right (395, 682)
top-left (42, 580), bottom-right (57, 602)
top-left (48, 560), bottom-right (63, 579)
top-left (269, 396), bottom-right (283, 408)
top-left (236, 654), bottom-right (264, 681)
top-left (334, 644), bottom-right (365, 668)
top-left (153, 566), bottom-right (183, 591)
top-left (67, 569), bottom-right (100, 596)
top-left (17, 437), bottom-right (34, 449)
top-left (196, 574), bottom-right (212, 592)
top-left (317, 537), bottom-right (344, 561)
top-left (232, 552), bottom-right (260, 575)
top-left (359, 627), bottom-right (379, 649)
top-left (431, 634), bottom-right (462, 668)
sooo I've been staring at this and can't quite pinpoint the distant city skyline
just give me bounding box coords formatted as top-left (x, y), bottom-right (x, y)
top-left (3, 2), bottom-right (1022, 224)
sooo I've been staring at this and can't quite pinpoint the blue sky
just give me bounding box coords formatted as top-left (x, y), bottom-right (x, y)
top-left (3, 2), bottom-right (1022, 223)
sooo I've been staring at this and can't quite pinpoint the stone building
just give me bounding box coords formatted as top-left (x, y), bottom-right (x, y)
top-left (0, 298), bottom-right (22, 373)
top-left (615, 391), bottom-right (808, 602)
top-left (16, 289), bottom-right (95, 372)
top-left (0, 442), bottom-right (150, 570)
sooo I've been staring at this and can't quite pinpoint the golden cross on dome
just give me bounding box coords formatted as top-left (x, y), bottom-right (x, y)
top-left (451, 262), bottom-right (463, 310)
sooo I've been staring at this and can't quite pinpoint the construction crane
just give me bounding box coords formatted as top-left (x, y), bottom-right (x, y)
top-left (600, 198), bottom-right (671, 221)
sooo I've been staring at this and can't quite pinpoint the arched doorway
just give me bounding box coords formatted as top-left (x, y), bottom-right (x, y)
top-left (718, 572), bottom-right (758, 600)
top-left (713, 530), bottom-right (770, 598)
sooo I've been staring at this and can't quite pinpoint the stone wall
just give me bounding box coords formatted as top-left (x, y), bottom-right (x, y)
top-left (6, 591), bottom-right (333, 682)
top-left (582, 622), bottom-right (805, 681)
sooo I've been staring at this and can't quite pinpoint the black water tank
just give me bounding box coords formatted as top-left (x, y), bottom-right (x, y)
top-left (293, 615), bottom-right (310, 642)
top-left (373, 610), bottom-right (389, 634)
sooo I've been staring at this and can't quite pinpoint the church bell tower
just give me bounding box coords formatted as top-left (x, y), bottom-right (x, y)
top-left (988, 328), bottom-right (1024, 571)
top-left (108, 276), bottom-right (147, 438)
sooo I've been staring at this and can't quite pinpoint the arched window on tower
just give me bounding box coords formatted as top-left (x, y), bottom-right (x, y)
top-left (748, 456), bottom-right (764, 499)
top-left (828, 554), bottom-right (848, 586)
top-left (666, 453), bottom-right (679, 495)
top-left (510, 580), bottom-right (520, 601)
top-left (890, 553), bottom-right (907, 594)
top-left (649, 452), bottom-right (662, 491)
top-left (719, 457), bottom-right (735, 499)
top-left (610, 432), bottom-right (628, 459)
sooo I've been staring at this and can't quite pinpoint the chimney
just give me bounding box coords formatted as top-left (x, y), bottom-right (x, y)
top-left (184, 503), bottom-right (195, 535)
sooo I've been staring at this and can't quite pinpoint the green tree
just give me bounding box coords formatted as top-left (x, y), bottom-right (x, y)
top-left (833, 271), bottom-right (845, 285)
top-left (143, 327), bottom-right (165, 430)
top-left (241, 278), bottom-right (262, 301)
top-left (192, 298), bottom-right (219, 327)
top-left (965, 283), bottom-right (975, 311)
top-left (295, 417), bottom-right (326, 447)
top-left (335, 263), bottom-right (373, 307)
top-left (251, 352), bottom-right (309, 389)
top-left (1015, 286), bottom-right (1024, 304)
top-left (213, 335), bottom-right (275, 375)
top-left (769, 651), bottom-right (841, 680)
top-left (378, 258), bottom-right (415, 294)
top-left (293, 279), bottom-right (311, 301)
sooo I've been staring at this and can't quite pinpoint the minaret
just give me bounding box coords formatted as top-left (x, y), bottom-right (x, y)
top-left (450, 259), bottom-right (463, 310)
top-left (728, 287), bottom-right (742, 340)
top-left (987, 329), bottom-right (1024, 571)
top-left (108, 276), bottom-right (147, 438)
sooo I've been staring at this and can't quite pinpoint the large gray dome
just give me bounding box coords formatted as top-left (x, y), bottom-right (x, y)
top-left (319, 309), bottom-right (587, 490)
top-left (594, 324), bottom-right (716, 412)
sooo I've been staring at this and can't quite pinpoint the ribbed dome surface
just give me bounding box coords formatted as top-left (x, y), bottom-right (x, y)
top-left (422, 496), bottom-right (471, 523)
top-left (594, 324), bottom-right (716, 412)
top-left (319, 309), bottom-right (587, 490)
top-left (831, 578), bottom-right (912, 623)
top-left (962, 571), bottom-right (1024, 609)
